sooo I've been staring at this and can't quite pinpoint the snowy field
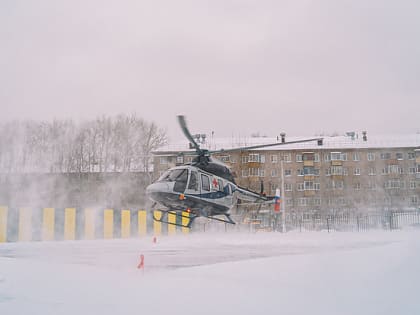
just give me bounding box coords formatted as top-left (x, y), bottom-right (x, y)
top-left (1, 230), bottom-right (420, 315)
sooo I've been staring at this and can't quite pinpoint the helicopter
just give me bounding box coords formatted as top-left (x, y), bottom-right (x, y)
top-left (146, 115), bottom-right (323, 228)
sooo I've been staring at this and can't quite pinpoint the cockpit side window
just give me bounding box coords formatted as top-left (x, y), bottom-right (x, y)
top-left (188, 171), bottom-right (198, 191)
top-left (172, 169), bottom-right (188, 193)
top-left (201, 174), bottom-right (210, 191)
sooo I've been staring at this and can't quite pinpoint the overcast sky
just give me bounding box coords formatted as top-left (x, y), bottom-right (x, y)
top-left (1, 0), bottom-right (419, 141)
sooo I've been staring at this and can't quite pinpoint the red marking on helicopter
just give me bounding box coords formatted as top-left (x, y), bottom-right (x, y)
top-left (212, 178), bottom-right (218, 188)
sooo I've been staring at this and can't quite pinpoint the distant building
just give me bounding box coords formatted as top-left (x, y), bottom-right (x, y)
top-left (152, 132), bottom-right (420, 214)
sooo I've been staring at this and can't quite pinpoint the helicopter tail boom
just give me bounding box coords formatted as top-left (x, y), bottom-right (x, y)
top-left (235, 186), bottom-right (269, 202)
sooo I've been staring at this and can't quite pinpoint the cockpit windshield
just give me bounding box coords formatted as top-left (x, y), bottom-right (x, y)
top-left (158, 169), bottom-right (188, 182)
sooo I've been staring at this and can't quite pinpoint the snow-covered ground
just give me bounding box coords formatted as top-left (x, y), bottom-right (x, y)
top-left (1, 230), bottom-right (420, 315)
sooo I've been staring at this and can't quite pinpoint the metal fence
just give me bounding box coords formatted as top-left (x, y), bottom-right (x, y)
top-left (210, 210), bottom-right (420, 233)
top-left (283, 211), bottom-right (420, 232)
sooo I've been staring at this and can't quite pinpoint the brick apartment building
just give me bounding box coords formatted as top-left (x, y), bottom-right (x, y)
top-left (152, 132), bottom-right (420, 215)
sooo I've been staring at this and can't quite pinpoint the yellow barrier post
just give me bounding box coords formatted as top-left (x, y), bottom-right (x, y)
top-left (84, 208), bottom-right (95, 240)
top-left (138, 210), bottom-right (147, 237)
top-left (153, 210), bottom-right (162, 236)
top-left (168, 212), bottom-right (176, 235)
top-left (42, 208), bottom-right (55, 241)
top-left (18, 207), bottom-right (32, 241)
top-left (104, 209), bottom-right (114, 239)
top-left (121, 209), bottom-right (131, 238)
top-left (64, 208), bottom-right (76, 240)
top-left (0, 206), bottom-right (7, 243)
top-left (182, 211), bottom-right (190, 234)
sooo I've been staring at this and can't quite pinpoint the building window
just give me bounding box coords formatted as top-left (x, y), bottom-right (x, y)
top-left (410, 196), bottom-right (418, 205)
top-left (297, 183), bottom-right (304, 191)
top-left (353, 152), bottom-right (360, 161)
top-left (303, 153), bottom-right (315, 161)
top-left (283, 153), bottom-right (291, 162)
top-left (297, 169), bottom-right (304, 176)
top-left (304, 181), bottom-right (314, 190)
top-left (249, 168), bottom-right (264, 177)
top-left (343, 167), bottom-right (348, 176)
top-left (285, 183), bottom-right (293, 191)
top-left (296, 154), bottom-right (303, 162)
top-left (303, 166), bottom-right (314, 175)
top-left (241, 155), bottom-right (249, 163)
top-left (380, 152), bottom-right (391, 160)
top-left (324, 153), bottom-right (331, 161)
top-left (367, 152), bottom-right (375, 161)
top-left (249, 154), bottom-right (259, 162)
top-left (314, 153), bottom-right (320, 162)
top-left (396, 152), bottom-right (403, 160)
top-left (408, 167), bottom-right (416, 174)
top-left (271, 155), bottom-right (278, 163)
top-left (408, 152), bottom-right (415, 160)
top-left (354, 168), bottom-right (361, 175)
top-left (329, 180), bottom-right (344, 190)
top-left (409, 181), bottom-right (417, 189)
top-left (367, 181), bottom-right (376, 190)
top-left (330, 166), bottom-right (343, 175)
top-left (384, 180), bottom-right (403, 189)
top-left (314, 198), bottom-right (321, 206)
top-left (354, 182), bottom-right (361, 190)
top-left (284, 169), bottom-right (292, 176)
top-left (314, 182), bottom-right (320, 190)
top-left (330, 152), bottom-right (341, 161)
top-left (242, 169), bottom-right (249, 177)
top-left (286, 199), bottom-right (293, 206)
top-left (176, 155), bottom-right (184, 164)
top-left (185, 156), bottom-right (194, 163)
top-left (383, 165), bottom-right (403, 175)
top-left (249, 154), bottom-right (265, 163)
top-left (219, 155), bottom-right (230, 162)
top-left (298, 198), bottom-right (308, 206)
top-left (271, 169), bottom-right (277, 177)
top-left (368, 167), bottom-right (376, 175)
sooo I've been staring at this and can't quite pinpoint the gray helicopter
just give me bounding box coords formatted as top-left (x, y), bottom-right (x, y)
top-left (146, 116), bottom-right (322, 228)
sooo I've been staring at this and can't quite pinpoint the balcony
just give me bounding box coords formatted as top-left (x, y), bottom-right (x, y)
top-left (304, 190), bottom-right (315, 197)
top-left (303, 160), bottom-right (314, 167)
top-left (304, 175), bottom-right (315, 181)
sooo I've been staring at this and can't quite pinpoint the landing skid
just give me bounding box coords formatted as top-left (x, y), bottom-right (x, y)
top-left (152, 210), bottom-right (236, 228)
top-left (153, 210), bottom-right (198, 229)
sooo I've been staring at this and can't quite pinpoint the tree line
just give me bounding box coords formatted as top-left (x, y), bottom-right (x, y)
top-left (0, 114), bottom-right (167, 174)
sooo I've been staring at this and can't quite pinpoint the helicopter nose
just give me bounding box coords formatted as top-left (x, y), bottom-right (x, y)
top-left (146, 182), bottom-right (171, 196)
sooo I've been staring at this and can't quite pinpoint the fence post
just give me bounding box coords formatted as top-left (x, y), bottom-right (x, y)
top-left (357, 215), bottom-right (360, 232)
top-left (389, 212), bottom-right (393, 231)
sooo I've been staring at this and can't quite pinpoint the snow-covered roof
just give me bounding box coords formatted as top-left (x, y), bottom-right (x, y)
top-left (154, 133), bottom-right (420, 154)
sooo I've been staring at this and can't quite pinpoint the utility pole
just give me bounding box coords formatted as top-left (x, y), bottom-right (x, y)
top-left (280, 159), bottom-right (286, 233)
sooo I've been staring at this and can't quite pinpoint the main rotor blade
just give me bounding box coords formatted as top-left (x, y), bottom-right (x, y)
top-left (177, 115), bottom-right (201, 153)
top-left (209, 138), bottom-right (323, 154)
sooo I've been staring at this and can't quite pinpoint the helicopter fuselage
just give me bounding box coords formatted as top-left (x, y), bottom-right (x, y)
top-left (146, 165), bottom-right (238, 217)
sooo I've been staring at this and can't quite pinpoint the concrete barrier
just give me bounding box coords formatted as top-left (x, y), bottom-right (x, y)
top-left (0, 207), bottom-right (189, 242)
